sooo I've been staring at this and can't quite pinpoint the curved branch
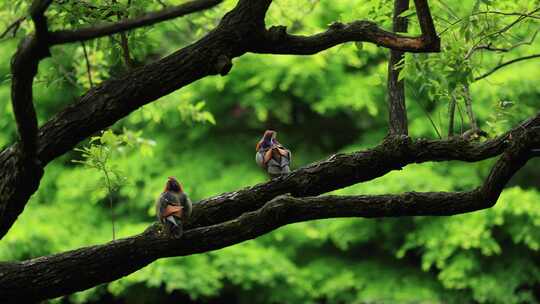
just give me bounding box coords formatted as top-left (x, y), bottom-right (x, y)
top-left (0, 0), bottom-right (441, 239)
top-left (1, 123), bottom-right (538, 302)
top-left (250, 21), bottom-right (439, 55)
top-left (187, 111), bottom-right (540, 229)
top-left (3, 0), bottom-right (53, 228)
top-left (0, 17), bottom-right (26, 39)
top-left (48, 0), bottom-right (223, 45)
top-left (474, 53), bottom-right (540, 81)
top-left (10, 0), bottom-right (53, 157)
top-left (250, 0), bottom-right (439, 55)
top-left (413, 0), bottom-right (438, 44)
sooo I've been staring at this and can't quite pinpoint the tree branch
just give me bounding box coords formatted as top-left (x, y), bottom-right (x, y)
top-left (250, 20), bottom-right (439, 55)
top-left (387, 0), bottom-right (410, 136)
top-left (10, 0), bottom-right (53, 157)
top-left (1, 120), bottom-right (538, 302)
top-left (48, 0), bottom-right (223, 45)
top-left (448, 92), bottom-right (457, 137)
top-left (465, 30), bottom-right (538, 60)
top-left (0, 17), bottom-right (26, 39)
top-left (0, 0), bottom-right (439, 239)
top-left (186, 111), bottom-right (540, 230)
top-left (250, 0), bottom-right (439, 55)
top-left (413, 0), bottom-right (439, 44)
top-left (81, 41), bottom-right (94, 87)
top-left (111, 0), bottom-right (135, 69)
top-left (474, 53), bottom-right (540, 81)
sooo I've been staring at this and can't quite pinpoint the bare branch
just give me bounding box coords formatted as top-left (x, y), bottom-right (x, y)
top-left (413, 0), bottom-right (439, 44)
top-left (251, 21), bottom-right (438, 55)
top-left (0, 17), bottom-right (26, 39)
top-left (448, 92), bottom-right (457, 137)
top-left (441, 7), bottom-right (540, 37)
top-left (10, 0), bottom-right (54, 157)
top-left (475, 10), bottom-right (540, 19)
top-left (81, 41), bottom-right (94, 87)
top-left (1, 120), bottom-right (538, 302)
top-left (0, 0), bottom-right (440, 239)
top-left (465, 30), bottom-right (538, 60)
top-left (113, 0), bottom-right (135, 69)
top-left (462, 84), bottom-right (478, 130)
top-left (187, 111), bottom-right (540, 230)
top-left (474, 53), bottom-right (540, 81)
top-left (387, 0), bottom-right (410, 136)
top-left (473, 7), bottom-right (540, 49)
top-left (251, 0), bottom-right (439, 55)
top-left (48, 0), bottom-right (223, 45)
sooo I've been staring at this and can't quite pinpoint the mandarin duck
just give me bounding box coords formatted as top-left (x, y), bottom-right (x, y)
top-left (256, 130), bottom-right (291, 178)
top-left (156, 177), bottom-right (192, 238)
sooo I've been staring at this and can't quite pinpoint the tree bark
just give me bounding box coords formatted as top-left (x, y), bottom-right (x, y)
top-left (387, 0), bottom-right (410, 135)
top-left (0, 0), bottom-right (442, 239)
top-left (1, 120), bottom-right (538, 302)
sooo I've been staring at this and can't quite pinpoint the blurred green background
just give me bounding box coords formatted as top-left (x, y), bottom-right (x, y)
top-left (1, 0), bottom-right (540, 303)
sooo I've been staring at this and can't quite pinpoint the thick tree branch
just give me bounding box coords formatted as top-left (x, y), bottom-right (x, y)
top-left (250, 21), bottom-right (439, 55)
top-left (1, 120), bottom-right (538, 302)
top-left (2, 0), bottom-right (54, 229)
top-left (10, 0), bottom-right (53, 157)
top-left (387, 0), bottom-right (410, 136)
top-left (250, 0), bottom-right (439, 55)
top-left (0, 1), bottom-right (52, 237)
top-left (48, 0), bottom-right (223, 45)
top-left (413, 0), bottom-right (438, 44)
top-left (187, 111), bottom-right (540, 230)
top-left (0, 0), bottom-right (235, 238)
top-left (0, 0), bottom-right (438, 239)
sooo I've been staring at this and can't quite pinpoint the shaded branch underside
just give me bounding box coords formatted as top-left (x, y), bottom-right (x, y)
top-left (0, 116), bottom-right (539, 302)
top-left (7, 0), bottom-right (540, 302)
top-left (0, 0), bottom-right (440, 239)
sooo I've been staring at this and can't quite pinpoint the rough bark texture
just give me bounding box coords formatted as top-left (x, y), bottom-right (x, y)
top-left (187, 112), bottom-right (540, 230)
top-left (387, 0), bottom-right (410, 135)
top-left (1, 0), bottom-right (533, 302)
top-left (0, 122), bottom-right (538, 302)
top-left (0, 0), bottom-right (441, 239)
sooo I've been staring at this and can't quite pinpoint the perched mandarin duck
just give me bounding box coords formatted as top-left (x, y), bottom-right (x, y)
top-left (156, 177), bottom-right (192, 238)
top-left (256, 130), bottom-right (291, 178)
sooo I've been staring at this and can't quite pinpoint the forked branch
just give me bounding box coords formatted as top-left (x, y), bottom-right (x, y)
top-left (0, 115), bottom-right (538, 302)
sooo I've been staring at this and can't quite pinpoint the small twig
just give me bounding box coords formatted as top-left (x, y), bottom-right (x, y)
top-left (103, 168), bottom-right (116, 240)
top-left (474, 53), bottom-right (540, 81)
top-left (0, 17), bottom-right (26, 39)
top-left (448, 91), bottom-right (457, 137)
top-left (470, 7), bottom-right (540, 53)
top-left (408, 84), bottom-right (442, 138)
top-left (50, 55), bottom-right (80, 87)
top-left (476, 10), bottom-right (540, 19)
top-left (81, 41), bottom-right (94, 87)
top-left (48, 0), bottom-right (223, 45)
top-left (156, 0), bottom-right (168, 8)
top-left (466, 30), bottom-right (538, 59)
top-left (439, 7), bottom-right (540, 36)
top-left (435, 0), bottom-right (459, 20)
top-left (112, 0), bottom-right (135, 69)
top-left (462, 84), bottom-right (478, 130)
top-left (456, 100), bottom-right (465, 135)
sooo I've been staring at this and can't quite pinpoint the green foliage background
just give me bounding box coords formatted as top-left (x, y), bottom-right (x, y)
top-left (1, 0), bottom-right (540, 303)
